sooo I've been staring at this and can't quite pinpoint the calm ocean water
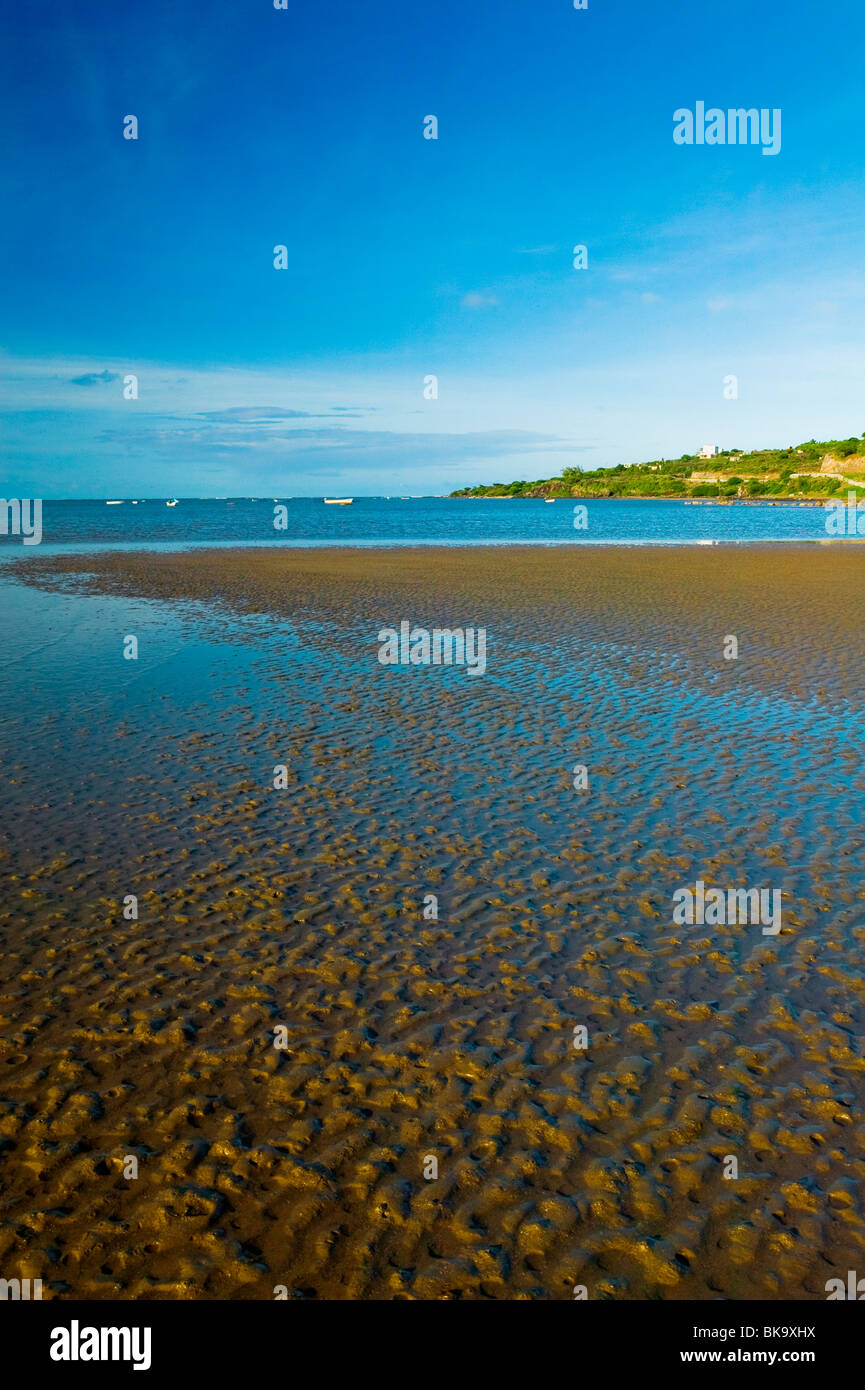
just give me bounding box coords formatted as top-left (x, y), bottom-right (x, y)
top-left (0, 496), bottom-right (835, 553)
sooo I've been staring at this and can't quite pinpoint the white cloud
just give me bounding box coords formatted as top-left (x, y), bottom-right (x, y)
top-left (461, 291), bottom-right (500, 310)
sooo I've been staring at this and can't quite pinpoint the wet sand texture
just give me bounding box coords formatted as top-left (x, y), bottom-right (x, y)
top-left (1, 545), bottom-right (864, 1299)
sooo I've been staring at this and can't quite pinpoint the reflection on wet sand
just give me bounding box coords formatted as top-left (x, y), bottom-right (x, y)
top-left (1, 545), bottom-right (864, 1300)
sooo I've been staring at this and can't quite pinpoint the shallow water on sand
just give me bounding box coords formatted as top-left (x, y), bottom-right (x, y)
top-left (1, 547), bottom-right (864, 1299)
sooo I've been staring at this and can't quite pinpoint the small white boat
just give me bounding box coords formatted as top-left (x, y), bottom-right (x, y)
top-left (166, 499), bottom-right (178, 507)
top-left (106, 500), bottom-right (123, 505)
top-left (324, 497), bottom-right (353, 505)
top-left (544, 498), bottom-right (555, 502)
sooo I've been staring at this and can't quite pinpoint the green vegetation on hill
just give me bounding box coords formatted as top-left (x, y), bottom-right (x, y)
top-left (450, 435), bottom-right (865, 500)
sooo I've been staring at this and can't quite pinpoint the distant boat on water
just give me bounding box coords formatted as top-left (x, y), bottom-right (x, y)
top-left (105, 500), bottom-right (123, 505)
top-left (324, 497), bottom-right (353, 505)
top-left (166, 499), bottom-right (178, 507)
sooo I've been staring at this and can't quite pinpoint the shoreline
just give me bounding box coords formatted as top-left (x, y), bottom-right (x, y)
top-left (5, 535), bottom-right (864, 566)
top-left (12, 541), bottom-right (865, 673)
top-left (456, 494), bottom-right (831, 505)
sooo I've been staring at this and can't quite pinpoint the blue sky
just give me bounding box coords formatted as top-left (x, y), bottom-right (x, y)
top-left (2, 0), bottom-right (864, 496)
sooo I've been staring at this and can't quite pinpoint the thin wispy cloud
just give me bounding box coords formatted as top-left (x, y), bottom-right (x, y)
top-left (69, 369), bottom-right (119, 387)
top-left (461, 292), bottom-right (500, 310)
top-left (196, 406), bottom-right (367, 423)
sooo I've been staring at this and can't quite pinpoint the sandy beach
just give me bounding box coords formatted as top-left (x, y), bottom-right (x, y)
top-left (1, 544), bottom-right (864, 1300)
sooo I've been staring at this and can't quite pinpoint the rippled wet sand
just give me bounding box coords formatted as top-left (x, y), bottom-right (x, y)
top-left (1, 544), bottom-right (864, 1300)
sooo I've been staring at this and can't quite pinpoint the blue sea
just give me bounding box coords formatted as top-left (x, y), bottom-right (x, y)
top-left (0, 496), bottom-right (836, 555)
